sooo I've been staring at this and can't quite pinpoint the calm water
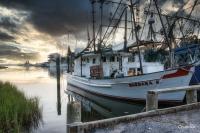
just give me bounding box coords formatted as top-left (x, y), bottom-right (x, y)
top-left (0, 66), bottom-right (145, 133)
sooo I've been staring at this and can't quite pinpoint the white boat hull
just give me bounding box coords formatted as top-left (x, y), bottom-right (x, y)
top-left (67, 67), bottom-right (194, 102)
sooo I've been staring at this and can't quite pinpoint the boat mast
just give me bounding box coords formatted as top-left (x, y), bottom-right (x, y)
top-left (80, 55), bottom-right (83, 76)
top-left (129, 0), bottom-right (143, 74)
top-left (124, 7), bottom-right (128, 52)
top-left (99, 0), bottom-right (104, 52)
top-left (152, 0), bottom-right (173, 67)
top-left (91, 0), bottom-right (96, 52)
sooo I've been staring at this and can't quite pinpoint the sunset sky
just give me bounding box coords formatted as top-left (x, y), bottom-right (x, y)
top-left (0, 0), bottom-right (198, 64)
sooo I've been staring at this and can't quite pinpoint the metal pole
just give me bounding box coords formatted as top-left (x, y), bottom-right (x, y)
top-left (99, 0), bottom-right (104, 52)
top-left (124, 8), bottom-right (128, 52)
top-left (80, 55), bottom-right (83, 77)
top-left (153, 0), bottom-right (173, 67)
top-left (67, 56), bottom-right (70, 73)
top-left (129, 0), bottom-right (143, 74)
top-left (70, 55), bottom-right (73, 74)
top-left (91, 0), bottom-right (96, 52)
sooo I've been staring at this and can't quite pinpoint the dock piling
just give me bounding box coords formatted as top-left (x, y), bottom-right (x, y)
top-left (186, 89), bottom-right (197, 104)
top-left (146, 85), bottom-right (200, 111)
top-left (56, 57), bottom-right (61, 115)
top-left (146, 92), bottom-right (158, 111)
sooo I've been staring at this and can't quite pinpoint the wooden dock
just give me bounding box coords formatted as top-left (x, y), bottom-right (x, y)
top-left (67, 85), bottom-right (200, 133)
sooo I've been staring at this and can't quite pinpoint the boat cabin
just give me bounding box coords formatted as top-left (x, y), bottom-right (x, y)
top-left (73, 51), bottom-right (164, 79)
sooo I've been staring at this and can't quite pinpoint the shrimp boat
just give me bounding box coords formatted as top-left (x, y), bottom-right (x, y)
top-left (67, 48), bottom-right (194, 103)
top-left (67, 0), bottom-right (195, 103)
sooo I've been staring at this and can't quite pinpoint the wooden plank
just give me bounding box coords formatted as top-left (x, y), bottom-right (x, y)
top-left (148, 85), bottom-right (200, 94)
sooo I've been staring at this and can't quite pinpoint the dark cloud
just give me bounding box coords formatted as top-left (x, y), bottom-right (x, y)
top-left (0, 43), bottom-right (38, 61)
top-left (0, 44), bottom-right (20, 53)
top-left (0, 0), bottom-right (197, 35)
top-left (0, 16), bottom-right (19, 33)
top-left (0, 32), bottom-right (15, 41)
top-left (0, 0), bottom-right (92, 36)
top-left (0, 17), bottom-right (17, 29)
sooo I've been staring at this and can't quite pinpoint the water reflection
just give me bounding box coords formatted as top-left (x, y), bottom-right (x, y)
top-left (66, 85), bottom-right (145, 124)
top-left (48, 65), bottom-right (67, 78)
top-left (0, 66), bottom-right (145, 133)
top-left (0, 66), bottom-right (68, 133)
top-left (67, 100), bottom-right (82, 124)
top-left (55, 58), bottom-right (62, 116)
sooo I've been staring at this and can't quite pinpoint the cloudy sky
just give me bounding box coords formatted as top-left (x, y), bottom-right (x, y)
top-left (0, 0), bottom-right (92, 64)
top-left (0, 0), bottom-right (199, 64)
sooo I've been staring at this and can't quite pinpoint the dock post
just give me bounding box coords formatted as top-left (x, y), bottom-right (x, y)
top-left (146, 91), bottom-right (158, 111)
top-left (56, 57), bottom-right (61, 115)
top-left (186, 89), bottom-right (197, 104)
top-left (67, 125), bottom-right (78, 133)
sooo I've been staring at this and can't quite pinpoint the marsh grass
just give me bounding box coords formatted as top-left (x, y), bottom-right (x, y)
top-left (0, 82), bottom-right (42, 133)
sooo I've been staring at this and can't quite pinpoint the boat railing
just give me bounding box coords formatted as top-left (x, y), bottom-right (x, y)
top-left (146, 85), bottom-right (200, 111)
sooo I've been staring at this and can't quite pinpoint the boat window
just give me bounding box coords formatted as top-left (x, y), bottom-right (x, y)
top-left (110, 56), bottom-right (115, 62)
top-left (93, 58), bottom-right (96, 64)
top-left (128, 56), bottom-right (135, 62)
top-left (117, 57), bottom-right (120, 62)
top-left (87, 58), bottom-right (90, 63)
top-left (82, 58), bottom-right (85, 62)
top-left (102, 57), bottom-right (106, 62)
top-left (137, 68), bottom-right (142, 75)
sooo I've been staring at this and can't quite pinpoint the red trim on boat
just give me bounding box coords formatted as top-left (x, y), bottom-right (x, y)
top-left (162, 67), bottom-right (191, 79)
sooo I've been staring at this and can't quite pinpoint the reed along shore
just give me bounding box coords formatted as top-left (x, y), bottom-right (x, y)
top-left (0, 82), bottom-right (42, 132)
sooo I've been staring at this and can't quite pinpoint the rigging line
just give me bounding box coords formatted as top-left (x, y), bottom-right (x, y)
top-left (101, 0), bottom-right (124, 43)
top-left (183, 3), bottom-right (200, 11)
top-left (129, 11), bottom-right (134, 40)
top-left (128, 14), bottom-right (133, 40)
top-left (102, 7), bottom-right (128, 45)
top-left (177, 20), bottom-right (185, 38)
top-left (153, 0), bottom-right (171, 51)
top-left (180, 0), bottom-right (199, 36)
top-left (140, 0), bottom-right (152, 40)
top-left (103, 7), bottom-right (128, 46)
top-left (197, 24), bottom-right (200, 37)
top-left (155, 0), bottom-right (190, 31)
top-left (150, 5), bottom-right (200, 25)
top-left (160, 1), bottom-right (192, 49)
top-left (102, 0), bottom-right (130, 6)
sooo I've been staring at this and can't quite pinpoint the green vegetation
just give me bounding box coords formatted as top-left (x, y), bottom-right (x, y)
top-left (0, 82), bottom-right (42, 133)
top-left (144, 49), bottom-right (168, 63)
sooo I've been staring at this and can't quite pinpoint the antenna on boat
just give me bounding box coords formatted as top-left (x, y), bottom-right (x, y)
top-left (129, 0), bottom-right (143, 74)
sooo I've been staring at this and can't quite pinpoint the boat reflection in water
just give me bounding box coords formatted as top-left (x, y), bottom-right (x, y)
top-left (66, 85), bottom-right (145, 125)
